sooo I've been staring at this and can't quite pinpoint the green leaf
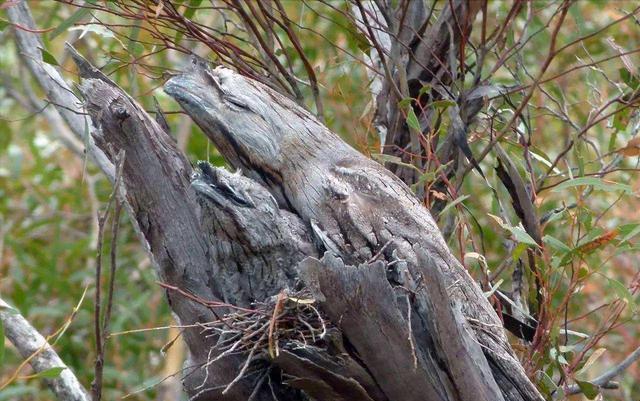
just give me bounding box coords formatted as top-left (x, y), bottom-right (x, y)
top-left (552, 177), bottom-right (632, 194)
top-left (512, 242), bottom-right (528, 260)
top-left (129, 42), bottom-right (145, 58)
top-left (620, 68), bottom-right (640, 90)
top-left (608, 277), bottom-right (636, 310)
top-left (353, 30), bottom-right (372, 52)
top-left (530, 149), bottom-right (562, 174)
top-left (175, 0), bottom-right (204, 43)
top-left (537, 371), bottom-right (558, 397)
top-left (39, 48), bottom-right (59, 66)
top-left (397, 97), bottom-right (413, 108)
top-left (483, 279), bottom-right (503, 298)
top-left (68, 24), bottom-right (115, 40)
top-left (510, 228), bottom-right (539, 248)
top-left (543, 235), bottom-right (571, 253)
top-left (608, 129), bottom-right (619, 151)
top-left (439, 195), bottom-right (470, 216)
top-left (418, 84), bottom-right (432, 96)
top-left (613, 107), bottom-right (632, 131)
top-left (406, 108), bottom-right (421, 132)
top-left (184, 0), bottom-right (204, 19)
top-left (575, 380), bottom-right (599, 400)
top-left (618, 223), bottom-right (640, 244)
top-left (575, 137), bottom-right (585, 176)
top-left (576, 348), bottom-right (606, 377)
top-left (32, 367), bottom-right (66, 379)
top-left (0, 19), bottom-right (10, 32)
top-left (49, 7), bottom-right (91, 40)
top-left (488, 214), bottom-right (540, 247)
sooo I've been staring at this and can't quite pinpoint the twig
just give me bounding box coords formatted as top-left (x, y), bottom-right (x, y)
top-left (406, 295), bottom-right (417, 369)
top-left (91, 151), bottom-right (125, 401)
top-left (102, 196), bottom-right (123, 337)
top-left (222, 333), bottom-right (265, 395)
top-left (268, 292), bottom-right (285, 359)
top-left (564, 345), bottom-right (640, 396)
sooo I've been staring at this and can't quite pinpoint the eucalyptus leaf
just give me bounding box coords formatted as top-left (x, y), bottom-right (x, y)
top-left (31, 366), bottom-right (66, 379)
top-left (553, 177), bottom-right (632, 194)
top-left (39, 48), bottom-right (59, 66)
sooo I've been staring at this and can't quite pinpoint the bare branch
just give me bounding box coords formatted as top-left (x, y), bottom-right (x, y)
top-left (0, 298), bottom-right (90, 401)
top-left (6, 0), bottom-right (115, 180)
top-left (564, 345), bottom-right (640, 396)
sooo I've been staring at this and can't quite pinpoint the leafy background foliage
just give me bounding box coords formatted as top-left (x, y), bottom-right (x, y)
top-left (0, 1), bottom-right (639, 400)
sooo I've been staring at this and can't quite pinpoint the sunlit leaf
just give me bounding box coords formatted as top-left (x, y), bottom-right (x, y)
top-left (31, 367), bottom-right (66, 379)
top-left (488, 214), bottom-right (540, 247)
top-left (576, 348), bottom-right (606, 377)
top-left (552, 177), bottom-right (632, 194)
top-left (406, 108), bottom-right (421, 132)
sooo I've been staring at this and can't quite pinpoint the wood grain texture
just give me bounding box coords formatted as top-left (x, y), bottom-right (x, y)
top-left (166, 61), bottom-right (543, 401)
top-left (66, 41), bottom-right (542, 401)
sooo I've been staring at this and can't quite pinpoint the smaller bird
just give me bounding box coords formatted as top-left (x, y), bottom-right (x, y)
top-left (191, 161), bottom-right (317, 307)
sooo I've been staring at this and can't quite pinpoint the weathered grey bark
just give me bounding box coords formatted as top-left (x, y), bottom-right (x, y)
top-left (68, 45), bottom-right (544, 399)
top-left (193, 162), bottom-right (317, 306)
top-left (164, 60), bottom-right (543, 401)
top-left (70, 47), bottom-right (381, 401)
top-left (354, 0), bottom-right (543, 344)
top-left (69, 50), bottom-right (301, 401)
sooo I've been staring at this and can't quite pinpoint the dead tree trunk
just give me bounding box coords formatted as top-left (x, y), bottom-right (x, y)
top-left (68, 43), bottom-right (543, 401)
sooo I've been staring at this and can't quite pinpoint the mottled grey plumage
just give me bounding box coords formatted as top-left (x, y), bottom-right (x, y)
top-left (192, 161), bottom-right (316, 306)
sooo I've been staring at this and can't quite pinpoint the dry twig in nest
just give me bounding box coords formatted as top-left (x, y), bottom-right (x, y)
top-left (160, 284), bottom-right (329, 395)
